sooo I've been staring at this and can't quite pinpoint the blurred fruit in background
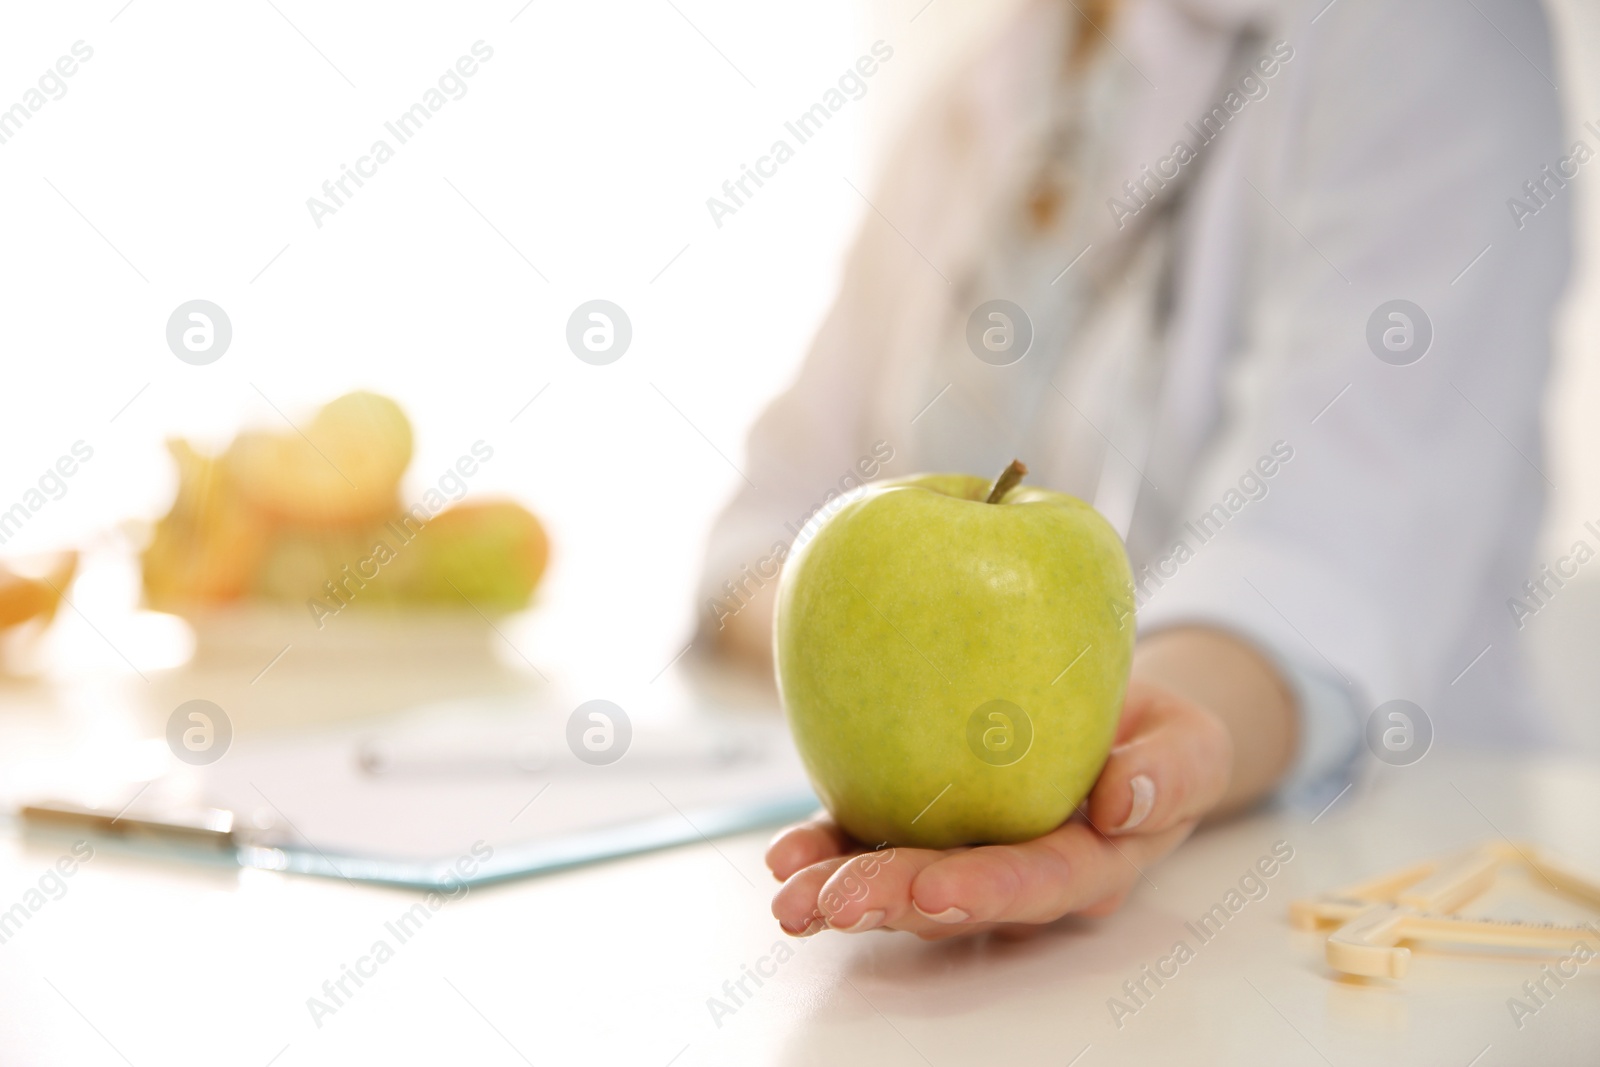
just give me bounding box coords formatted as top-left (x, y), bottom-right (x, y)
top-left (0, 552), bottom-right (78, 674)
top-left (398, 502), bottom-right (549, 610)
top-left (0, 552), bottom-right (77, 633)
top-left (140, 391), bottom-right (547, 618)
top-left (228, 392), bottom-right (413, 529)
top-left (141, 440), bottom-right (272, 604)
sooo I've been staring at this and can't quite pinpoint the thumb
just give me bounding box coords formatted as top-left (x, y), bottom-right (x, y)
top-left (1085, 687), bottom-right (1232, 836)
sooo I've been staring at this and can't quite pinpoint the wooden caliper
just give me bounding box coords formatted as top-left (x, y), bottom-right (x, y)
top-left (1289, 841), bottom-right (1600, 978)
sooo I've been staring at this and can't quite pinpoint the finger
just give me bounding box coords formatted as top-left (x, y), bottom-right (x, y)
top-left (766, 813), bottom-right (854, 881)
top-left (819, 849), bottom-right (1037, 940)
top-left (1087, 693), bottom-right (1231, 836)
top-left (909, 820), bottom-right (1192, 926)
top-left (771, 854), bottom-right (857, 935)
top-left (814, 847), bottom-right (956, 933)
top-left (913, 920), bottom-right (1008, 942)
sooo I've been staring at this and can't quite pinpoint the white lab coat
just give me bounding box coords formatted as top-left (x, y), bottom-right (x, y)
top-left (699, 0), bottom-right (1571, 787)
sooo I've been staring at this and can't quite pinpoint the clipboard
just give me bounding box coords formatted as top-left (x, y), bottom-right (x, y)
top-left (17, 696), bottom-right (819, 891)
top-left (19, 790), bottom-right (817, 891)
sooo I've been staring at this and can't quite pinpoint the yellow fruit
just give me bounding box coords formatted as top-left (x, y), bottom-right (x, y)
top-left (227, 391), bottom-right (412, 528)
top-left (142, 441), bottom-right (270, 607)
top-left (0, 553), bottom-right (76, 631)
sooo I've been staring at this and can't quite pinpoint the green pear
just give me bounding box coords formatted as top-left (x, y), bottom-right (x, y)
top-left (396, 501), bottom-right (549, 609)
top-left (775, 461), bottom-right (1135, 849)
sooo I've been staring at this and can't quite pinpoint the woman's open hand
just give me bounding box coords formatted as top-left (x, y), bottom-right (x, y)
top-left (766, 678), bottom-right (1234, 939)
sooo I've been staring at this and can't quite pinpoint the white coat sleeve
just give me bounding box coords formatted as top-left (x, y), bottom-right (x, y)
top-left (1136, 0), bottom-right (1572, 788)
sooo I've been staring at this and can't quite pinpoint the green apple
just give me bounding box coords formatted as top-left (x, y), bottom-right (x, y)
top-left (774, 461), bottom-right (1135, 849)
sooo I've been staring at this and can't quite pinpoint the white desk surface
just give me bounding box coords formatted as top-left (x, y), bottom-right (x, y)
top-left (3, 651), bottom-right (1600, 1067)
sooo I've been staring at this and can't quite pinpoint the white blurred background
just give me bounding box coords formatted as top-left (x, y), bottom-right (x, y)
top-left (0, 0), bottom-right (1595, 746)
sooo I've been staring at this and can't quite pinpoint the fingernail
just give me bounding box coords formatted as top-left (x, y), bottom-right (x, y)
top-left (830, 909), bottom-right (886, 933)
top-left (913, 902), bottom-right (970, 924)
top-left (1113, 774), bottom-right (1156, 833)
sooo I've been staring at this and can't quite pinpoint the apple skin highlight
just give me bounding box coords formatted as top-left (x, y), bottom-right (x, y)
top-left (774, 470), bottom-right (1136, 849)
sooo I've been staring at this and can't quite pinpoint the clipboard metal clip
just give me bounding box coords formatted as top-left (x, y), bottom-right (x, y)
top-left (19, 799), bottom-right (244, 850)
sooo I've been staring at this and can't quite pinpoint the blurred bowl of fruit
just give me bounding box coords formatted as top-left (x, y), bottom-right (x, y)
top-left (139, 391), bottom-right (549, 666)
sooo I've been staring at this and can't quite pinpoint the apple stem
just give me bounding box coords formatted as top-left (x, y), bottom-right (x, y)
top-left (985, 459), bottom-right (1028, 504)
